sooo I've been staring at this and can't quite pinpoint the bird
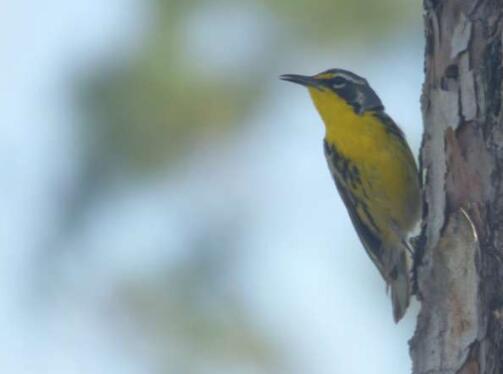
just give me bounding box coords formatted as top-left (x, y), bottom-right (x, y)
top-left (280, 68), bottom-right (421, 322)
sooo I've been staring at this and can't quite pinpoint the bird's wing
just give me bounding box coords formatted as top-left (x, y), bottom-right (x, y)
top-left (323, 140), bottom-right (387, 278)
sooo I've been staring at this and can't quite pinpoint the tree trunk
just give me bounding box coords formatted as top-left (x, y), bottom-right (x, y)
top-left (410, 1), bottom-right (503, 373)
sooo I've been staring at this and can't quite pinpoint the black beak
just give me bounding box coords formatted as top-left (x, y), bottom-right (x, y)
top-left (279, 74), bottom-right (320, 88)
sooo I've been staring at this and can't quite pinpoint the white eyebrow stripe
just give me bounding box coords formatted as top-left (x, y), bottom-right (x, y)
top-left (336, 72), bottom-right (366, 85)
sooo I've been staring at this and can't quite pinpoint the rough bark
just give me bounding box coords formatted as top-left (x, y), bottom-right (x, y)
top-left (410, 1), bottom-right (503, 373)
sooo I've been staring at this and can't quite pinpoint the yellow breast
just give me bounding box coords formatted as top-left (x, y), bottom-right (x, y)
top-left (308, 87), bottom-right (420, 238)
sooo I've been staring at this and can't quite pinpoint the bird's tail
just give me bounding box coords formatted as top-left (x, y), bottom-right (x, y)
top-left (390, 250), bottom-right (410, 323)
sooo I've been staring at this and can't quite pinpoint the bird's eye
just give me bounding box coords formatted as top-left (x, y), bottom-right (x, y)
top-left (332, 76), bottom-right (346, 88)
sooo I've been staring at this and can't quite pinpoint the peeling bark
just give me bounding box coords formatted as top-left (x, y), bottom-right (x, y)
top-left (411, 1), bottom-right (503, 373)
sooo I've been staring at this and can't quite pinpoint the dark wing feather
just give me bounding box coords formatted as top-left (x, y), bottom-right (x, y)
top-left (323, 140), bottom-right (385, 274)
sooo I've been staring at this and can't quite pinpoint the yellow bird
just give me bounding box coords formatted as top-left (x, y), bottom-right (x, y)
top-left (281, 69), bottom-right (420, 322)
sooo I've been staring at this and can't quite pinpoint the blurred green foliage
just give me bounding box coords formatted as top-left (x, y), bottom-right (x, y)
top-left (120, 273), bottom-right (280, 373)
top-left (117, 223), bottom-right (282, 373)
top-left (267, 0), bottom-right (419, 43)
top-left (84, 62), bottom-right (252, 171)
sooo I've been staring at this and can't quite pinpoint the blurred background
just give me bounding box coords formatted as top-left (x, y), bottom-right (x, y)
top-left (2, 1), bottom-right (424, 373)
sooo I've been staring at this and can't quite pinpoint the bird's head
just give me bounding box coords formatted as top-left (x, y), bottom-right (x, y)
top-left (280, 69), bottom-right (383, 115)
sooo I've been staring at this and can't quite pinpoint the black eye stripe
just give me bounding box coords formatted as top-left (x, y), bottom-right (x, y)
top-left (332, 76), bottom-right (347, 86)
